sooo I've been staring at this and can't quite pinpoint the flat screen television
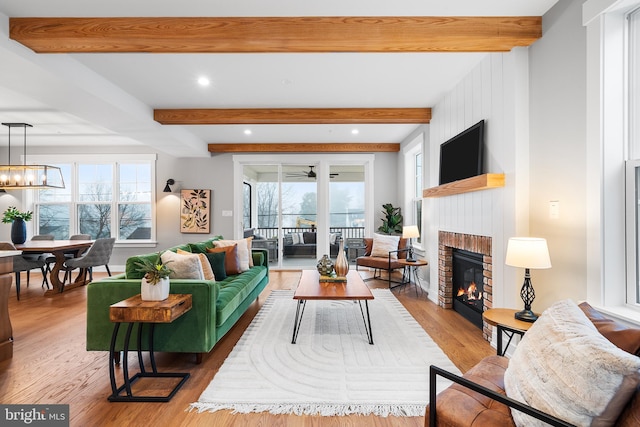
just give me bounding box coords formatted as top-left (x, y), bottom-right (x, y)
top-left (438, 120), bottom-right (485, 185)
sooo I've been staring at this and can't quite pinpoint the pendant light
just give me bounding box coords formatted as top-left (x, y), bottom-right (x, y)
top-left (0, 123), bottom-right (65, 189)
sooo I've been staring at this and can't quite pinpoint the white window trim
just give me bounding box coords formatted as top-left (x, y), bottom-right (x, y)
top-left (26, 153), bottom-right (157, 246)
top-left (403, 133), bottom-right (424, 251)
top-left (585, 0), bottom-right (640, 325)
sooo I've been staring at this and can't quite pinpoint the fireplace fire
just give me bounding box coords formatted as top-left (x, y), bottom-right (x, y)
top-left (438, 231), bottom-right (492, 340)
top-left (452, 249), bottom-right (484, 329)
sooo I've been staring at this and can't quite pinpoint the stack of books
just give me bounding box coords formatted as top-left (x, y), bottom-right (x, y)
top-left (319, 272), bottom-right (347, 283)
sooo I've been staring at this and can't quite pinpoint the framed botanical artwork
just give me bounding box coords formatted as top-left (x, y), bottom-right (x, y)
top-left (180, 189), bottom-right (211, 233)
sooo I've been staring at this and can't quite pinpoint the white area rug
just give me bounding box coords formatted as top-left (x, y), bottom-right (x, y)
top-left (190, 289), bottom-right (460, 417)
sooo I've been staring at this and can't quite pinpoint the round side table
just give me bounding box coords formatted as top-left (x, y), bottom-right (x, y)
top-left (483, 308), bottom-right (537, 356)
top-left (397, 259), bottom-right (428, 297)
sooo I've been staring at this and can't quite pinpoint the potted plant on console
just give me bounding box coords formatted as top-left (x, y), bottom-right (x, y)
top-left (134, 252), bottom-right (174, 301)
top-left (2, 206), bottom-right (32, 244)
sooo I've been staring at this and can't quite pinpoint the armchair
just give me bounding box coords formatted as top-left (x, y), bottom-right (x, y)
top-left (355, 236), bottom-right (408, 288)
top-left (425, 301), bottom-right (640, 426)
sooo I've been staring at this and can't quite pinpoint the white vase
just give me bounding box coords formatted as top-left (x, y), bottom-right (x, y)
top-left (140, 276), bottom-right (170, 301)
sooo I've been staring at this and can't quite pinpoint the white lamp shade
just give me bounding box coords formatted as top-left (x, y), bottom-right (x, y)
top-left (505, 237), bottom-right (552, 269)
top-left (402, 225), bottom-right (420, 239)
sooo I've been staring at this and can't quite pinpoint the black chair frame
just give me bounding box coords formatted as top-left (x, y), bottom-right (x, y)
top-left (428, 365), bottom-right (575, 427)
top-left (358, 247), bottom-right (409, 288)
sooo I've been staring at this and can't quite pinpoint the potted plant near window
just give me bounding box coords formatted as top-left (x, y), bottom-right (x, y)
top-left (2, 206), bottom-right (33, 244)
top-left (134, 252), bottom-right (174, 301)
top-left (377, 203), bottom-right (403, 234)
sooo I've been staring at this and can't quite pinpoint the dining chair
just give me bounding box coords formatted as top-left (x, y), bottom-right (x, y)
top-left (0, 241), bottom-right (47, 300)
top-left (44, 234), bottom-right (93, 285)
top-left (64, 237), bottom-right (115, 283)
top-left (22, 234), bottom-right (54, 288)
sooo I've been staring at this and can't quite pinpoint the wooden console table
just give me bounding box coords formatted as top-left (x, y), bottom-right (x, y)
top-left (108, 294), bottom-right (192, 402)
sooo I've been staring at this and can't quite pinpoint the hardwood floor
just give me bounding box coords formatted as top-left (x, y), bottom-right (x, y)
top-left (0, 269), bottom-right (493, 426)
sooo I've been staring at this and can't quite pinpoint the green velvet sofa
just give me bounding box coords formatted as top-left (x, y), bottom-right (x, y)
top-left (85, 238), bottom-right (269, 363)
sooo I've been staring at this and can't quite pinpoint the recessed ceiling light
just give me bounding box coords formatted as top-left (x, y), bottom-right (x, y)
top-left (244, 129), bottom-right (252, 135)
top-left (351, 129), bottom-right (359, 135)
top-left (197, 76), bottom-right (210, 87)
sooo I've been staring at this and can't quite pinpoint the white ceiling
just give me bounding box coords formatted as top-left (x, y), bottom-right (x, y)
top-left (0, 0), bottom-right (559, 158)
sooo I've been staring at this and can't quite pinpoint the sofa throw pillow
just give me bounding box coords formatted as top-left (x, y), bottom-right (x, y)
top-left (291, 232), bottom-right (304, 245)
top-left (214, 237), bottom-right (253, 271)
top-left (160, 250), bottom-right (204, 280)
top-left (207, 244), bottom-right (241, 275)
top-left (203, 251), bottom-right (227, 281)
top-left (370, 234), bottom-right (400, 259)
top-left (187, 236), bottom-right (223, 253)
top-left (504, 299), bottom-right (640, 427)
top-left (177, 248), bottom-right (215, 281)
top-left (125, 253), bottom-right (158, 279)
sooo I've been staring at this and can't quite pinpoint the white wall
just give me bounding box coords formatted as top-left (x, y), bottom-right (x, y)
top-left (425, 50), bottom-right (530, 310)
top-left (529, 0), bottom-right (588, 308)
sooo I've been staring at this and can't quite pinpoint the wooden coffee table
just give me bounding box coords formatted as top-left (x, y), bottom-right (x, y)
top-left (292, 270), bottom-right (374, 345)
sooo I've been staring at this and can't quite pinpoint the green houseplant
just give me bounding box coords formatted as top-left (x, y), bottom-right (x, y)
top-left (377, 203), bottom-right (403, 234)
top-left (2, 206), bottom-right (33, 223)
top-left (134, 252), bottom-right (173, 285)
top-left (2, 206), bottom-right (33, 244)
top-left (134, 252), bottom-right (174, 301)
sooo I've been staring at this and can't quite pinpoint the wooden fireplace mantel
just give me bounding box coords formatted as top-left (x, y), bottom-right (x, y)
top-left (422, 173), bottom-right (505, 198)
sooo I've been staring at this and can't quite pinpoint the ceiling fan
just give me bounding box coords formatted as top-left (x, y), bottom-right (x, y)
top-left (285, 166), bottom-right (338, 179)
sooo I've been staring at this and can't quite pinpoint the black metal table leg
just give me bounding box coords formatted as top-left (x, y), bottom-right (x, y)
top-left (108, 321), bottom-right (190, 402)
top-left (358, 300), bottom-right (374, 345)
top-left (496, 324), bottom-right (525, 356)
top-left (108, 323), bottom-right (121, 397)
top-left (291, 299), bottom-right (306, 344)
top-left (121, 323), bottom-right (134, 397)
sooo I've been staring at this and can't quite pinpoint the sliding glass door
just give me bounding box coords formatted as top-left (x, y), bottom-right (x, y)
top-left (237, 155), bottom-right (373, 269)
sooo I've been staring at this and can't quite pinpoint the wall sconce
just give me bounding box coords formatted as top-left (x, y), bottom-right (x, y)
top-left (163, 179), bottom-right (175, 193)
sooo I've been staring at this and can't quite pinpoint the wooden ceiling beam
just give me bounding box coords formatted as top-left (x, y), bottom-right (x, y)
top-left (208, 143), bottom-right (400, 153)
top-left (154, 108), bottom-right (430, 125)
top-left (10, 16), bottom-right (542, 53)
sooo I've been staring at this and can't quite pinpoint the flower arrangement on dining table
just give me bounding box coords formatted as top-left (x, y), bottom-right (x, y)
top-left (134, 252), bottom-right (174, 285)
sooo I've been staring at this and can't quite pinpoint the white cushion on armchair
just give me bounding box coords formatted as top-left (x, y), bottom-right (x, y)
top-left (370, 234), bottom-right (400, 259)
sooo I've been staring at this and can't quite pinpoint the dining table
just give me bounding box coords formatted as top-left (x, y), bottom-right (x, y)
top-left (15, 239), bottom-right (94, 296)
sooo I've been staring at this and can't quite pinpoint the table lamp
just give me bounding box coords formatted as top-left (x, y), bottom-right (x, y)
top-left (402, 225), bottom-right (420, 262)
top-left (505, 237), bottom-right (551, 322)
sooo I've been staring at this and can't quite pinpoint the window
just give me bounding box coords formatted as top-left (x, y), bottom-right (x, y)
top-left (243, 182), bottom-right (251, 229)
top-left (627, 7), bottom-right (640, 305)
top-left (413, 152), bottom-right (423, 245)
top-left (404, 134), bottom-right (424, 247)
top-left (31, 154), bottom-right (156, 242)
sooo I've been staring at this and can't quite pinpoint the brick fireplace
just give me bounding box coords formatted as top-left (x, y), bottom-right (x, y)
top-left (438, 231), bottom-right (492, 341)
